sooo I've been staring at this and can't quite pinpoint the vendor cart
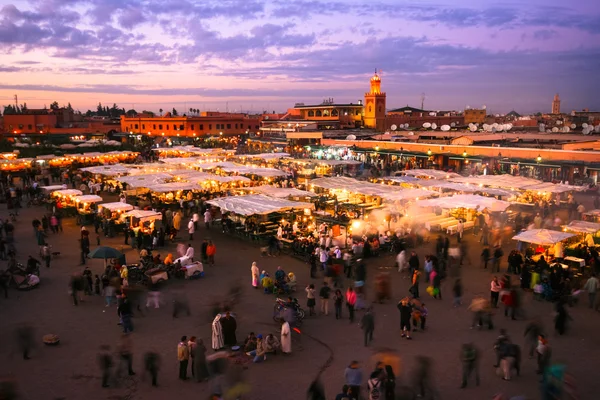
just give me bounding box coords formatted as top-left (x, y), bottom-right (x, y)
top-left (145, 268), bottom-right (168, 284)
top-left (183, 262), bottom-right (204, 279)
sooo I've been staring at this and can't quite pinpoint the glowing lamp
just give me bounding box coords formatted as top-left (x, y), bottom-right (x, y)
top-left (427, 149), bottom-right (432, 156)
top-left (462, 151), bottom-right (468, 158)
top-left (536, 155), bottom-right (542, 163)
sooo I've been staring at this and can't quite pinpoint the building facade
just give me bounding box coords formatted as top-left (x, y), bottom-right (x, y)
top-left (464, 108), bottom-right (486, 124)
top-left (2, 109), bottom-right (118, 136)
top-left (363, 71), bottom-right (387, 131)
top-left (120, 112), bottom-right (262, 137)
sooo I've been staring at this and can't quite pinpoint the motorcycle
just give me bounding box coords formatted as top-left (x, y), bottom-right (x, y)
top-left (273, 297), bottom-right (305, 326)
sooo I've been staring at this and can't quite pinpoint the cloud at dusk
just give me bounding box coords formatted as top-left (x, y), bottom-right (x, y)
top-left (0, 0), bottom-right (598, 114)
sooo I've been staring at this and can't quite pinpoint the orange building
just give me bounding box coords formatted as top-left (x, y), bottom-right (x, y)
top-left (364, 71), bottom-right (387, 131)
top-left (464, 108), bottom-right (486, 124)
top-left (2, 109), bottom-right (119, 135)
top-left (120, 112), bottom-right (262, 137)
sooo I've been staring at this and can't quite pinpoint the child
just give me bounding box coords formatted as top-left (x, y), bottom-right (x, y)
top-left (94, 275), bottom-right (101, 295)
top-left (305, 284), bottom-right (316, 316)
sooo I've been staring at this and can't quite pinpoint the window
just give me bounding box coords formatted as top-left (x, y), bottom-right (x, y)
top-left (227, 124), bottom-right (231, 129)
top-left (209, 124), bottom-right (212, 130)
top-left (235, 123), bottom-right (238, 129)
top-left (255, 125), bottom-right (259, 129)
top-left (28, 124), bottom-right (32, 130)
top-left (323, 110), bottom-right (329, 116)
top-left (142, 124), bottom-right (145, 130)
top-left (134, 124), bottom-right (138, 129)
top-left (18, 124), bottom-right (23, 129)
top-left (200, 124), bottom-right (204, 130)
top-left (356, 110), bottom-right (360, 115)
top-left (316, 110), bottom-right (322, 117)
top-left (166, 125), bottom-right (169, 130)
top-left (191, 124), bottom-right (194, 130)
top-left (153, 124), bottom-right (156, 129)
top-left (331, 110), bottom-right (338, 117)
top-left (159, 124), bottom-right (163, 129)
top-left (378, 107), bottom-right (382, 113)
top-left (368, 107), bottom-right (372, 112)
top-left (179, 124), bottom-right (184, 130)
top-left (308, 110), bottom-right (314, 117)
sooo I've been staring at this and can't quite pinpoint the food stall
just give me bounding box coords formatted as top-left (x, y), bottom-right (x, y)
top-left (121, 210), bottom-right (162, 234)
top-left (563, 220), bottom-right (600, 247)
top-left (75, 195), bottom-right (104, 225)
top-left (97, 202), bottom-right (135, 233)
top-left (51, 189), bottom-right (83, 216)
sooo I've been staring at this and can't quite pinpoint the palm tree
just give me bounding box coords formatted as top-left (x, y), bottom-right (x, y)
top-left (159, 108), bottom-right (163, 116)
top-left (189, 108), bottom-right (193, 115)
top-left (195, 108), bottom-right (199, 115)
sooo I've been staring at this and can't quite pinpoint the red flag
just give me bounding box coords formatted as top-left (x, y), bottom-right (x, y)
top-left (293, 328), bottom-right (301, 334)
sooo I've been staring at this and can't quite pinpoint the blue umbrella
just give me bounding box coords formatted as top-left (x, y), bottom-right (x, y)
top-left (88, 246), bottom-right (124, 260)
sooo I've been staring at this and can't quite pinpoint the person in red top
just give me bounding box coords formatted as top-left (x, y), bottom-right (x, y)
top-left (346, 287), bottom-right (357, 323)
top-left (206, 241), bottom-right (216, 267)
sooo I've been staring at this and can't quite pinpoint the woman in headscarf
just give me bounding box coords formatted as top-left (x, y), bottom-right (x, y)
top-left (211, 314), bottom-right (224, 351)
top-left (164, 253), bottom-right (173, 266)
top-left (251, 262), bottom-right (259, 289)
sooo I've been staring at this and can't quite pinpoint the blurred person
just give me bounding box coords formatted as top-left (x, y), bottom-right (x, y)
top-left (143, 350), bottom-right (160, 387)
top-left (116, 333), bottom-right (135, 378)
top-left (98, 345), bottom-right (113, 388)
top-left (524, 318), bottom-right (544, 358)
top-left (344, 361), bottom-right (363, 399)
top-left (360, 307), bottom-right (375, 347)
top-left (15, 324), bottom-right (34, 360)
top-left (193, 338), bottom-right (210, 382)
top-left (411, 356), bottom-right (434, 399)
top-left (460, 342), bottom-right (479, 388)
top-left (172, 287), bottom-right (191, 318)
top-left (453, 278), bottom-right (463, 307)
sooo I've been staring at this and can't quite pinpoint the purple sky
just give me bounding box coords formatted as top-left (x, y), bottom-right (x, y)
top-left (0, 0), bottom-right (599, 114)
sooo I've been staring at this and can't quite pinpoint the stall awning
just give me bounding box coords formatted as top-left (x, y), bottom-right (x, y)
top-left (53, 189), bottom-right (83, 196)
top-left (309, 176), bottom-right (435, 202)
top-left (207, 194), bottom-right (314, 216)
top-left (41, 185), bottom-right (67, 192)
top-left (512, 229), bottom-right (576, 245)
top-left (122, 210), bottom-right (163, 221)
top-left (98, 202), bottom-right (134, 212)
top-left (75, 195), bottom-right (103, 203)
top-left (564, 220), bottom-right (600, 234)
top-left (415, 194), bottom-right (511, 212)
top-left (250, 186), bottom-right (317, 198)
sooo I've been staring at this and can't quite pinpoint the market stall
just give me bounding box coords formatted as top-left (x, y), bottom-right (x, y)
top-left (97, 202), bottom-right (135, 235)
top-left (248, 185), bottom-right (316, 201)
top-left (51, 189), bottom-right (83, 216)
top-left (121, 210), bottom-right (162, 236)
top-left (74, 195), bottom-right (104, 225)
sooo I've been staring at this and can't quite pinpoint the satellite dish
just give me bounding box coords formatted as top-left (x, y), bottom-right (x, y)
top-left (563, 126), bottom-right (570, 133)
top-left (482, 124), bottom-right (489, 130)
top-left (391, 124), bottom-right (397, 131)
top-left (423, 122), bottom-right (431, 128)
top-left (482, 105), bottom-right (487, 110)
top-left (583, 123), bottom-right (589, 128)
top-left (546, 129), bottom-right (551, 133)
top-left (466, 105), bottom-right (471, 110)
top-left (407, 131), bottom-right (415, 136)
top-left (441, 125), bottom-right (450, 131)
top-left (556, 120), bottom-right (563, 125)
top-left (539, 123), bottom-right (545, 132)
top-left (595, 125), bottom-right (600, 133)
top-left (492, 123), bottom-right (499, 129)
top-left (469, 125), bottom-right (477, 132)
top-left (491, 127), bottom-right (497, 133)
top-left (404, 123), bottom-right (410, 128)
top-left (346, 134), bottom-right (357, 140)
top-left (429, 112), bottom-right (435, 116)
top-left (570, 124), bottom-right (576, 129)
top-left (495, 114), bottom-right (500, 117)
top-left (583, 127), bottom-right (591, 135)
top-left (552, 127), bottom-right (558, 132)
top-left (451, 122), bottom-right (456, 127)
top-left (431, 123), bottom-right (437, 130)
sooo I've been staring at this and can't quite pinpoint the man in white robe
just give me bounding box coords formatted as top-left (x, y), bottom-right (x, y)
top-left (280, 321), bottom-right (291, 355)
top-left (211, 314), bottom-right (224, 351)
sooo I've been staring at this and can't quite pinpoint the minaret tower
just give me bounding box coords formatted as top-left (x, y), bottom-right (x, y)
top-left (364, 69), bottom-right (387, 131)
top-left (552, 93), bottom-right (561, 114)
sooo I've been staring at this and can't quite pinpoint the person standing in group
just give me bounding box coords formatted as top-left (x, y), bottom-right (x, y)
top-left (481, 247), bottom-right (490, 269)
top-left (457, 219), bottom-right (464, 243)
top-left (188, 336), bottom-right (198, 378)
top-left (206, 240), bottom-right (216, 267)
top-left (319, 281), bottom-right (331, 316)
top-left (397, 298), bottom-right (413, 340)
top-left (98, 345), bottom-right (113, 388)
top-left (177, 336), bottom-right (190, 380)
top-left (306, 284), bottom-right (316, 316)
top-left (333, 289), bottom-right (343, 319)
top-left (410, 269), bottom-right (420, 299)
top-left (346, 287), bottom-right (357, 323)
top-left (201, 239), bottom-right (209, 263)
top-left (367, 369), bottom-right (384, 400)
top-left (211, 314), bottom-right (224, 351)
top-left (144, 350), bottom-right (160, 387)
top-left (220, 311), bottom-right (238, 347)
top-left (251, 262), bottom-right (260, 289)
top-left (490, 276), bottom-right (501, 308)
top-left (116, 333), bottom-right (135, 378)
top-left (344, 361), bottom-right (363, 400)
top-left (192, 211), bottom-right (199, 231)
top-left (492, 246), bottom-right (503, 273)
top-left (360, 307), bottom-right (375, 347)
top-left (193, 339), bottom-right (210, 382)
top-left (460, 343), bottom-right (479, 388)
top-left (280, 320), bottom-right (292, 355)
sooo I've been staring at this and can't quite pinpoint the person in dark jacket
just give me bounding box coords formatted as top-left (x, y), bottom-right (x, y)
top-left (360, 307), bottom-right (375, 346)
top-left (98, 345), bottom-right (113, 388)
top-left (144, 350), bottom-right (160, 386)
top-left (460, 342), bottom-right (479, 388)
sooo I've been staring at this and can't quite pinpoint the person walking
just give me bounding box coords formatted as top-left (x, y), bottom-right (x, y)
top-left (492, 246), bottom-right (503, 273)
top-left (98, 345), bottom-right (113, 388)
top-left (116, 333), bottom-right (135, 378)
top-left (481, 247), bottom-right (490, 269)
top-left (177, 336), bottom-right (190, 380)
top-left (490, 276), bottom-right (501, 308)
top-left (187, 218), bottom-right (195, 240)
top-left (204, 209), bottom-right (212, 229)
top-left (360, 307), bottom-right (375, 347)
top-left (457, 219), bottom-right (464, 243)
top-left (333, 289), bottom-right (343, 319)
top-left (397, 298), bottom-right (413, 340)
top-left (206, 240), bottom-right (216, 267)
top-left (144, 350), bottom-right (160, 387)
top-left (306, 284), bottom-right (317, 316)
top-left (410, 269), bottom-right (420, 299)
top-left (453, 278), bottom-right (463, 307)
top-left (460, 343), bottom-right (479, 388)
top-left (281, 320), bottom-right (292, 355)
top-left (346, 287), bottom-right (357, 323)
top-left (319, 281), bottom-right (331, 316)
top-left (344, 361), bottom-right (363, 399)
top-left (524, 318), bottom-right (544, 358)
top-left (251, 261), bottom-right (259, 289)
top-left (584, 274), bottom-right (599, 308)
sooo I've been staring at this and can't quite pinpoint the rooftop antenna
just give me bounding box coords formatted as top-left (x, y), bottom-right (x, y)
top-left (14, 94), bottom-right (18, 110)
top-left (226, 102), bottom-right (229, 113)
top-left (420, 93), bottom-right (426, 110)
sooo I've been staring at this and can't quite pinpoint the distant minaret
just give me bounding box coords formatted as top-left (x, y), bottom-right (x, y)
top-left (552, 93), bottom-right (561, 114)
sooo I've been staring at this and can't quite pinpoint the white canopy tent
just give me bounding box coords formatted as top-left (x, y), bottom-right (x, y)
top-left (145, 182), bottom-right (199, 193)
top-left (563, 220), bottom-right (600, 234)
top-left (523, 182), bottom-right (584, 193)
top-left (402, 169), bottom-right (461, 180)
top-left (449, 175), bottom-right (541, 190)
top-left (53, 189), bottom-right (83, 197)
top-left (310, 177), bottom-right (435, 202)
top-left (384, 176), bottom-right (421, 184)
top-left (74, 195), bottom-right (103, 203)
top-left (512, 229), bottom-right (576, 245)
top-left (80, 164), bottom-right (133, 175)
top-left (414, 194), bottom-right (511, 212)
top-left (219, 164), bottom-right (288, 177)
top-left (122, 210), bottom-right (163, 221)
top-left (115, 173), bottom-right (171, 188)
top-left (41, 185), bottom-right (67, 192)
top-left (236, 153), bottom-right (290, 160)
top-left (207, 194), bottom-right (314, 216)
top-left (97, 202), bottom-right (134, 213)
top-left (250, 186), bottom-right (316, 198)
